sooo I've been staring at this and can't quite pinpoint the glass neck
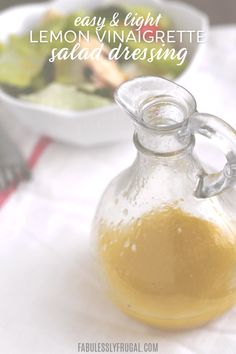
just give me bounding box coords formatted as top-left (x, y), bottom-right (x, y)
top-left (133, 93), bottom-right (195, 157)
top-left (134, 124), bottom-right (194, 158)
top-left (134, 137), bottom-right (197, 183)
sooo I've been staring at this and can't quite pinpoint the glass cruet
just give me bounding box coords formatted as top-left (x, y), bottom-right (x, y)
top-left (91, 76), bottom-right (236, 330)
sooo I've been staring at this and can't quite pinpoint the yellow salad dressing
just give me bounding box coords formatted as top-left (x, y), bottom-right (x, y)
top-left (99, 207), bottom-right (236, 329)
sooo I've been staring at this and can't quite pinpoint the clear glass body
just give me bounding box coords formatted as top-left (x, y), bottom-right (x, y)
top-left (92, 77), bottom-right (236, 330)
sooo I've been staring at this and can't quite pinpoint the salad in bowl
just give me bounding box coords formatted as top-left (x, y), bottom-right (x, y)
top-left (0, 0), bottom-right (208, 145)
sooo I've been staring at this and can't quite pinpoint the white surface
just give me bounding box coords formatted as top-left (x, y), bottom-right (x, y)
top-left (0, 0), bottom-right (208, 145)
top-left (0, 26), bottom-right (236, 354)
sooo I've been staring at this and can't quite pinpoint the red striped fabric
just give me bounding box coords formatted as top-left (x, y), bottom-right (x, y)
top-left (0, 137), bottom-right (51, 208)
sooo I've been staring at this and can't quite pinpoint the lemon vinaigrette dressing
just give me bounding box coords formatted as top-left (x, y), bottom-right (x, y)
top-left (98, 207), bottom-right (236, 329)
top-left (92, 77), bottom-right (236, 330)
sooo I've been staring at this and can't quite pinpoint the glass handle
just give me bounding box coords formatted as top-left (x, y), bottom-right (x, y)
top-left (191, 113), bottom-right (236, 198)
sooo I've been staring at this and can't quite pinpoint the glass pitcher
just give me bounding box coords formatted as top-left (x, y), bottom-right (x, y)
top-left (92, 77), bottom-right (236, 330)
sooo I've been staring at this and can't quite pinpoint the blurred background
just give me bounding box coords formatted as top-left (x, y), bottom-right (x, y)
top-left (0, 0), bottom-right (235, 24)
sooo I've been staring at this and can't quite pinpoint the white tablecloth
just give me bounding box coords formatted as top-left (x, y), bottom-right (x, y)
top-left (0, 26), bottom-right (236, 354)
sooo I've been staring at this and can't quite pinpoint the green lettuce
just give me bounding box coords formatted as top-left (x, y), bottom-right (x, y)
top-left (0, 15), bottom-right (67, 88)
top-left (20, 82), bottom-right (111, 110)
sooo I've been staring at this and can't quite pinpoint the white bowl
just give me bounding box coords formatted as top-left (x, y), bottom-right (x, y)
top-left (0, 0), bottom-right (208, 145)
